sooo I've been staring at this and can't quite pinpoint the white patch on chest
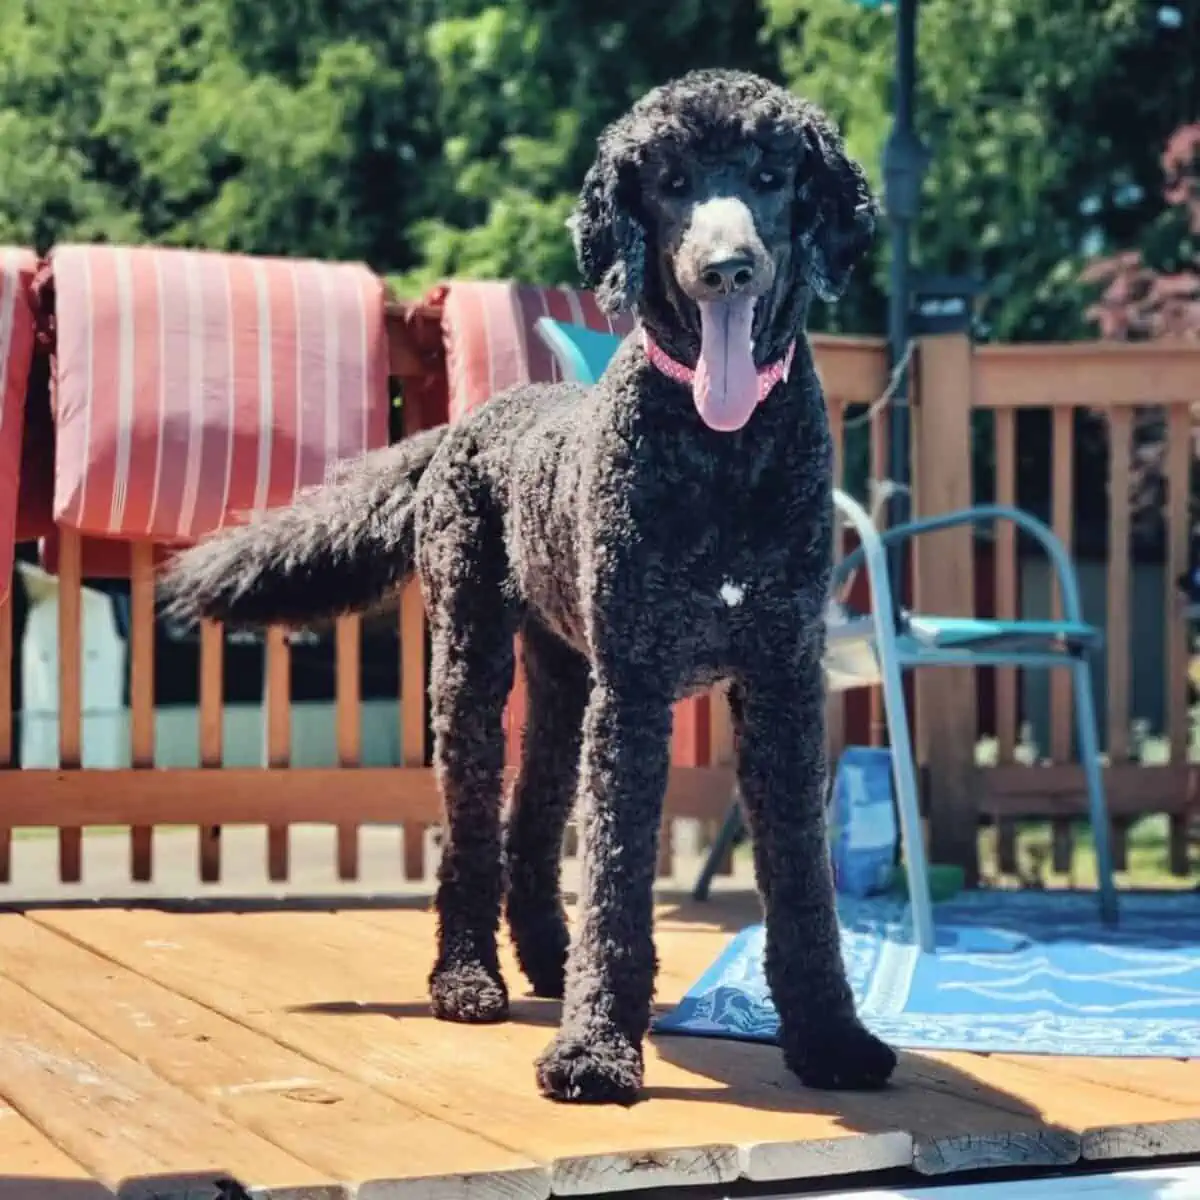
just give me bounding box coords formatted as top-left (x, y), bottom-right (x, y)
top-left (719, 580), bottom-right (746, 608)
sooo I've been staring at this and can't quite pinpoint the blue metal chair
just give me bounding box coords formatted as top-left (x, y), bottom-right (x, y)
top-left (533, 316), bottom-right (1118, 951)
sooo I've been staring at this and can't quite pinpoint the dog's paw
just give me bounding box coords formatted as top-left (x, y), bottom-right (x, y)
top-left (510, 920), bottom-right (568, 999)
top-left (429, 959), bottom-right (509, 1024)
top-left (535, 1030), bottom-right (644, 1105)
top-left (784, 1020), bottom-right (897, 1091)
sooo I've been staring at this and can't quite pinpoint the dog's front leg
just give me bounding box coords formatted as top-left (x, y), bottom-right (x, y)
top-left (734, 647), bottom-right (898, 1090)
top-left (534, 679), bottom-right (672, 1105)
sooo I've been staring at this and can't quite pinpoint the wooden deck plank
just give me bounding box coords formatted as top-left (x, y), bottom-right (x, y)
top-left (995, 1055), bottom-right (1200, 1108)
top-left (346, 906), bottom-right (1197, 1172)
top-left (338, 912), bottom-right (1089, 1176)
top-left (35, 908), bottom-right (1121, 1189)
top-left (988, 1056), bottom-right (1200, 1161)
top-left (0, 914), bottom-right (547, 1200)
top-left (33, 906), bottom-right (919, 1193)
top-left (19, 902), bottom-right (1199, 1192)
top-left (0, 970), bottom-right (341, 1199)
top-left (910, 1052), bottom-right (1199, 1170)
top-left (0, 1101), bottom-right (112, 1197)
top-left (252, 905), bottom-right (1198, 1177)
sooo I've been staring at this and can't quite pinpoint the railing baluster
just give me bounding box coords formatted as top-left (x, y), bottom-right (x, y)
top-left (400, 579), bottom-right (427, 882)
top-left (1106, 410), bottom-right (1133, 765)
top-left (1165, 403), bottom-right (1191, 876)
top-left (264, 626), bottom-right (291, 881)
top-left (1105, 409), bottom-right (1134, 880)
top-left (1049, 406), bottom-right (1076, 873)
top-left (335, 615), bottom-right (362, 881)
top-left (57, 528), bottom-right (83, 883)
top-left (198, 620), bottom-right (224, 881)
top-left (993, 408), bottom-right (1019, 875)
top-left (129, 542), bottom-right (156, 882)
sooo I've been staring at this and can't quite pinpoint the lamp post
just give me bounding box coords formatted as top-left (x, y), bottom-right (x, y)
top-left (878, 0), bottom-right (929, 606)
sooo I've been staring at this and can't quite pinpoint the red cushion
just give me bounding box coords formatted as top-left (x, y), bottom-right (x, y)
top-left (50, 244), bottom-right (391, 543)
top-left (439, 281), bottom-right (633, 421)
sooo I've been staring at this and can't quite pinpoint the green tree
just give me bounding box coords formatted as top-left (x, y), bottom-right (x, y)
top-left (764, 0), bottom-right (1199, 342)
top-left (3, 0), bottom-right (1195, 351)
top-left (395, 2), bottom-right (777, 294)
top-left (0, 0), bottom-right (443, 267)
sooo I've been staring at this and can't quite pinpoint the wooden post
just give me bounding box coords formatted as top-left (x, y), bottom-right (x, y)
top-left (913, 334), bottom-right (979, 884)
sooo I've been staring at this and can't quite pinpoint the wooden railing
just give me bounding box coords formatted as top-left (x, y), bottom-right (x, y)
top-left (913, 335), bottom-right (1200, 881)
top-left (1, 307), bottom-right (1197, 889)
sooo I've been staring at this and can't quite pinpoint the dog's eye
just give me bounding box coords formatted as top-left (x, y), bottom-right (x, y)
top-left (753, 167), bottom-right (784, 191)
top-left (660, 172), bottom-right (690, 197)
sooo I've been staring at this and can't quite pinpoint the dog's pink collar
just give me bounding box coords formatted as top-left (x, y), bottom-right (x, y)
top-left (640, 328), bottom-right (796, 403)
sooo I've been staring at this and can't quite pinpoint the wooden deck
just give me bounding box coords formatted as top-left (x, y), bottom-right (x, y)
top-left (0, 893), bottom-right (1197, 1199)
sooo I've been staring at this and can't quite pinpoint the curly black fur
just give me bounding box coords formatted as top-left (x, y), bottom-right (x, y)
top-left (160, 68), bottom-right (897, 1105)
top-left (158, 426), bottom-right (447, 628)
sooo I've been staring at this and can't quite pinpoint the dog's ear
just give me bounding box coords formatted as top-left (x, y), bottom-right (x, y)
top-left (793, 119), bottom-right (878, 303)
top-left (569, 155), bottom-right (646, 314)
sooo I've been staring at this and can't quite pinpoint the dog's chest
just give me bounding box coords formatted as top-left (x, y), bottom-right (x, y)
top-left (654, 444), bottom-right (832, 672)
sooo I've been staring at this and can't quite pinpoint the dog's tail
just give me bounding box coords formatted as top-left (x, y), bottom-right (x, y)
top-left (158, 425), bottom-right (448, 628)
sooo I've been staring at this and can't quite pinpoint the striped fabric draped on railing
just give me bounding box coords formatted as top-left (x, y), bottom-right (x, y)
top-left (50, 244), bottom-right (392, 544)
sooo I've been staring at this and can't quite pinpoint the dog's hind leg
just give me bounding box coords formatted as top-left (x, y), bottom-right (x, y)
top-left (422, 487), bottom-right (518, 1025)
top-left (505, 621), bottom-right (590, 999)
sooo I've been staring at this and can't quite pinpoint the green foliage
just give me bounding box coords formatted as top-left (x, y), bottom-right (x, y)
top-left (0, 0), bottom-right (442, 266)
top-left (0, 0), bottom-right (1195, 350)
top-left (764, 0), bottom-right (1197, 342)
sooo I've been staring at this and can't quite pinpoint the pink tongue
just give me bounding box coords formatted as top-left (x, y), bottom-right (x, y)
top-left (693, 297), bottom-right (758, 432)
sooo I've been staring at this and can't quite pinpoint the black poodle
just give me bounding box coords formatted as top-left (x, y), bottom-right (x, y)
top-left (160, 69), bottom-right (897, 1105)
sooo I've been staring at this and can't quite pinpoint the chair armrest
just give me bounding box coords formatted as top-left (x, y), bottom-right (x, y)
top-left (830, 489), bottom-right (906, 643)
top-left (833, 502), bottom-right (1085, 624)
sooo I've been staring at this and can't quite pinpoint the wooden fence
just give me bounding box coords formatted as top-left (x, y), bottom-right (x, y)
top-left (911, 336), bottom-right (1200, 882)
top-left (1, 303), bottom-right (1198, 889)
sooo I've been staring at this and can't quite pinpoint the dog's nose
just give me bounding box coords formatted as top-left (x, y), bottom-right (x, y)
top-left (699, 257), bottom-right (756, 297)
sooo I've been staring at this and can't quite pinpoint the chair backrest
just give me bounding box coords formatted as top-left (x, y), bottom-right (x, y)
top-left (534, 317), bottom-right (623, 386)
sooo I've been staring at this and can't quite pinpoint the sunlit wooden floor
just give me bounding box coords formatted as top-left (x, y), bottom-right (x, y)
top-left (0, 892), bottom-right (1197, 1199)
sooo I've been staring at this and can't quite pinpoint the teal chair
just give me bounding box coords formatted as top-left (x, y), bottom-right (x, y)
top-left (533, 316), bottom-right (1118, 950)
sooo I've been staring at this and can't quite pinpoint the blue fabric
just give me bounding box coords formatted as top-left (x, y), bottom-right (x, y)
top-left (656, 891), bottom-right (1200, 1057)
top-left (905, 615), bottom-right (1099, 648)
top-left (536, 318), bottom-right (621, 385)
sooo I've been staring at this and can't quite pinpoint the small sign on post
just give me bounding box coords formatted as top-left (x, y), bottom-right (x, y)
top-left (911, 273), bottom-right (984, 338)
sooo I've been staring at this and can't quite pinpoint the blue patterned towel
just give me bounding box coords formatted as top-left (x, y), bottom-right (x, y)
top-left (656, 891), bottom-right (1200, 1057)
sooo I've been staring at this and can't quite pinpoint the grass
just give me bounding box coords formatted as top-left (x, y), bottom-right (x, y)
top-left (979, 814), bottom-right (1198, 891)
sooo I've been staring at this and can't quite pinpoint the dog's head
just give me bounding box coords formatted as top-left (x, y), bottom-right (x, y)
top-left (570, 69), bottom-right (876, 430)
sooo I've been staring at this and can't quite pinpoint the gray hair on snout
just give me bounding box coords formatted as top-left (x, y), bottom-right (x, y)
top-left (675, 197), bottom-right (774, 301)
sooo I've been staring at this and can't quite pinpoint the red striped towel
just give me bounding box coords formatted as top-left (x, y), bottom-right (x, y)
top-left (50, 244), bottom-right (391, 543)
top-left (0, 247), bottom-right (38, 600)
top-left (440, 281), bottom-right (633, 421)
